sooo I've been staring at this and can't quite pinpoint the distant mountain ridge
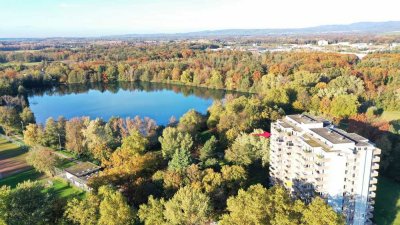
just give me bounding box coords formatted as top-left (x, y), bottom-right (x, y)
top-left (112, 21), bottom-right (400, 38)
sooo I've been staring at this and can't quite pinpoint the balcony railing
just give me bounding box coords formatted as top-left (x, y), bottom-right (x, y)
top-left (371, 163), bottom-right (380, 170)
top-left (369, 192), bottom-right (376, 198)
top-left (370, 178), bottom-right (378, 185)
top-left (368, 205), bottom-right (375, 212)
top-left (373, 148), bottom-right (381, 155)
top-left (371, 171), bottom-right (379, 177)
top-left (368, 199), bottom-right (375, 205)
top-left (373, 156), bottom-right (381, 163)
top-left (369, 184), bottom-right (377, 192)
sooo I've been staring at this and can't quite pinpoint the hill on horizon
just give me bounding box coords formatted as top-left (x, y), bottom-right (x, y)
top-left (110, 21), bottom-right (400, 38)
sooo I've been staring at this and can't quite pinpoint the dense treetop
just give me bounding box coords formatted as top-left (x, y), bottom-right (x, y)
top-left (0, 42), bottom-right (399, 224)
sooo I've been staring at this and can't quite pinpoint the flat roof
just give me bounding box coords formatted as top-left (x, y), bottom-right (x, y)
top-left (302, 134), bottom-right (332, 151)
top-left (332, 128), bottom-right (368, 142)
top-left (277, 114), bottom-right (375, 150)
top-left (280, 118), bottom-right (303, 132)
top-left (310, 128), bottom-right (353, 144)
top-left (280, 121), bottom-right (292, 128)
top-left (287, 114), bottom-right (326, 125)
top-left (65, 162), bottom-right (101, 177)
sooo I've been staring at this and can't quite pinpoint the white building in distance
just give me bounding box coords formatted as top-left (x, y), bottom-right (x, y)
top-left (318, 40), bottom-right (329, 46)
top-left (269, 114), bottom-right (381, 225)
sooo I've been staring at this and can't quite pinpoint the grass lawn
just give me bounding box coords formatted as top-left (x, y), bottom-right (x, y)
top-left (48, 178), bottom-right (86, 199)
top-left (58, 159), bottom-right (77, 169)
top-left (0, 137), bottom-right (30, 179)
top-left (1, 173), bottom-right (86, 200)
top-left (374, 177), bottom-right (400, 225)
top-left (0, 137), bottom-right (86, 200)
top-left (379, 111), bottom-right (400, 122)
top-left (0, 137), bottom-right (24, 156)
top-left (0, 168), bottom-right (45, 188)
top-left (57, 149), bottom-right (76, 158)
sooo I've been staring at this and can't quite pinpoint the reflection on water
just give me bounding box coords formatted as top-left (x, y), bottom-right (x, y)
top-left (27, 82), bottom-right (247, 125)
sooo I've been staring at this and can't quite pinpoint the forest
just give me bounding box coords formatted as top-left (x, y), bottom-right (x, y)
top-left (0, 42), bottom-right (399, 224)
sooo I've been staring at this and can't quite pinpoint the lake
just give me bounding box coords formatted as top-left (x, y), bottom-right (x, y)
top-left (27, 82), bottom-right (243, 125)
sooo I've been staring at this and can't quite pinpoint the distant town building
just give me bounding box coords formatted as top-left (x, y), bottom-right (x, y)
top-left (269, 114), bottom-right (381, 225)
top-left (352, 43), bottom-right (369, 49)
top-left (337, 42), bottom-right (351, 46)
top-left (390, 43), bottom-right (400, 48)
top-left (317, 40), bottom-right (329, 46)
top-left (64, 162), bottom-right (101, 190)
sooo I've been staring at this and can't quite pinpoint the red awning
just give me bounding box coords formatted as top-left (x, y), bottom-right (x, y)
top-left (252, 132), bottom-right (271, 138)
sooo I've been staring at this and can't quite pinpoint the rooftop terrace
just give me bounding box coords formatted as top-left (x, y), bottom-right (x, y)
top-left (302, 133), bottom-right (333, 152)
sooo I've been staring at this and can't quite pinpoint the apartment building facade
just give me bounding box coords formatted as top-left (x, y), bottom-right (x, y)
top-left (269, 114), bottom-right (381, 225)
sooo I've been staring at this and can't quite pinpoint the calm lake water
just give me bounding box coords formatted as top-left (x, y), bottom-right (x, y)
top-left (27, 82), bottom-right (243, 125)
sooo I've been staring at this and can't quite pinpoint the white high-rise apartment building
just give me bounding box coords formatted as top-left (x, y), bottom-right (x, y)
top-left (269, 114), bottom-right (381, 225)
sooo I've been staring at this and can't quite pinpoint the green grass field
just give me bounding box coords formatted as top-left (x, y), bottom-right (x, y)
top-left (0, 136), bottom-right (86, 200)
top-left (0, 136), bottom-right (44, 188)
top-left (0, 137), bottom-right (30, 179)
top-left (0, 137), bottom-right (25, 157)
top-left (0, 168), bottom-right (44, 188)
top-left (49, 178), bottom-right (86, 199)
top-left (58, 159), bottom-right (77, 169)
top-left (57, 149), bottom-right (76, 158)
top-left (1, 174), bottom-right (86, 199)
top-left (374, 177), bottom-right (400, 225)
top-left (379, 111), bottom-right (400, 122)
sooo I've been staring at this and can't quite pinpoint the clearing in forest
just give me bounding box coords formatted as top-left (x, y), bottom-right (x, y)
top-left (0, 137), bottom-right (30, 179)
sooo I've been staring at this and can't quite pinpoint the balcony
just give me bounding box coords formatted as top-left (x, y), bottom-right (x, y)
top-left (369, 184), bottom-right (377, 192)
top-left (314, 178), bottom-right (324, 186)
top-left (369, 192), bottom-right (376, 198)
top-left (368, 199), bottom-right (375, 205)
top-left (315, 162), bottom-right (327, 169)
top-left (369, 205), bottom-right (375, 212)
top-left (315, 185), bottom-right (324, 192)
top-left (370, 178), bottom-right (378, 184)
top-left (373, 148), bottom-right (381, 155)
top-left (371, 163), bottom-right (380, 170)
top-left (371, 171), bottom-right (379, 177)
top-left (373, 156), bottom-right (381, 163)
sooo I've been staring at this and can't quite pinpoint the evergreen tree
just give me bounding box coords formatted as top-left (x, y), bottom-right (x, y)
top-left (168, 147), bottom-right (192, 171)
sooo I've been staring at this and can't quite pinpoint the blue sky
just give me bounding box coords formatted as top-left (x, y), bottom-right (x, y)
top-left (1, 0), bottom-right (400, 37)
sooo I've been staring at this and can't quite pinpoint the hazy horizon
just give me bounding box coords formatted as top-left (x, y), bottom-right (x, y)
top-left (2, 0), bottom-right (400, 38)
